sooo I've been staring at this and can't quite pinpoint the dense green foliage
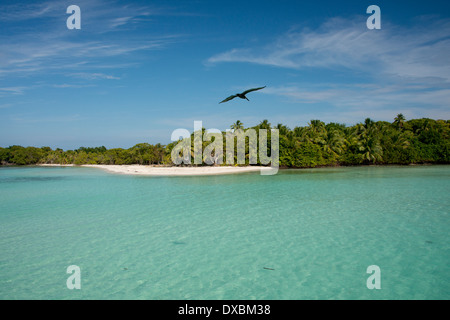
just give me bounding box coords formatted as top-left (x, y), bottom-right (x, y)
top-left (0, 143), bottom-right (166, 166)
top-left (1, 116), bottom-right (449, 167)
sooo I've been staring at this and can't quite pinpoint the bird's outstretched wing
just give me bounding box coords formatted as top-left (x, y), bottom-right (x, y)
top-left (241, 86), bottom-right (266, 95)
top-left (219, 94), bottom-right (238, 104)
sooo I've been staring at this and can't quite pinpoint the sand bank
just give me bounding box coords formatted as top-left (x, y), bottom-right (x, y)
top-left (79, 165), bottom-right (270, 176)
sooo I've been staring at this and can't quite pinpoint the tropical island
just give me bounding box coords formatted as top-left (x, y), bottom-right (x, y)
top-left (1, 115), bottom-right (449, 168)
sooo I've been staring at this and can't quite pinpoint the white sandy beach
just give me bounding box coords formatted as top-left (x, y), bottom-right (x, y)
top-left (83, 165), bottom-right (270, 176)
top-left (39, 164), bottom-right (270, 176)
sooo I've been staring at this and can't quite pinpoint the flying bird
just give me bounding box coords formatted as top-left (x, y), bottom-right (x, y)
top-left (219, 86), bottom-right (266, 104)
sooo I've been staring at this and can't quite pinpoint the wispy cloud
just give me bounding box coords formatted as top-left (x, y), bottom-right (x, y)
top-left (208, 17), bottom-right (450, 82)
top-left (110, 16), bottom-right (135, 28)
top-left (0, 87), bottom-right (27, 97)
top-left (0, 0), bottom-right (153, 29)
top-left (11, 114), bottom-right (82, 124)
top-left (0, 0), bottom-right (180, 79)
top-left (70, 72), bottom-right (120, 80)
top-left (265, 82), bottom-right (450, 106)
top-left (208, 16), bottom-right (450, 119)
top-left (52, 83), bottom-right (95, 88)
top-left (0, 36), bottom-right (175, 78)
top-left (264, 84), bottom-right (450, 122)
top-left (0, 1), bottom-right (61, 21)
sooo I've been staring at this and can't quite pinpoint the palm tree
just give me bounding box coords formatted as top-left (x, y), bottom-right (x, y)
top-left (258, 119), bottom-right (271, 130)
top-left (364, 118), bottom-right (375, 129)
top-left (322, 129), bottom-right (346, 158)
top-left (230, 120), bottom-right (244, 131)
top-left (293, 126), bottom-right (305, 137)
top-left (359, 135), bottom-right (383, 163)
top-left (391, 131), bottom-right (411, 150)
top-left (309, 120), bottom-right (326, 133)
top-left (291, 126), bottom-right (308, 147)
top-left (304, 120), bottom-right (326, 144)
top-left (276, 123), bottom-right (290, 136)
top-left (154, 143), bottom-right (166, 164)
top-left (347, 119), bottom-right (383, 164)
top-left (394, 113), bottom-right (406, 129)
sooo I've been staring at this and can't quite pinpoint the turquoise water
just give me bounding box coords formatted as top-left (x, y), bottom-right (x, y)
top-left (0, 165), bottom-right (449, 300)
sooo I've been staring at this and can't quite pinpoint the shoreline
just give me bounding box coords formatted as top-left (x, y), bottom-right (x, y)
top-left (33, 163), bottom-right (447, 176)
top-left (83, 165), bottom-right (271, 176)
top-left (39, 164), bottom-right (271, 176)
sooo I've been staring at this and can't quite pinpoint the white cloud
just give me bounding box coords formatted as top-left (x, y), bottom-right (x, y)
top-left (208, 17), bottom-right (450, 82)
top-left (11, 114), bottom-right (82, 124)
top-left (52, 84), bottom-right (95, 88)
top-left (263, 83), bottom-right (450, 122)
top-left (0, 36), bottom-right (173, 77)
top-left (0, 1), bottom-right (180, 78)
top-left (0, 87), bottom-right (27, 97)
top-left (0, 1), bottom-right (61, 21)
top-left (70, 72), bottom-right (120, 80)
top-left (207, 17), bottom-right (450, 120)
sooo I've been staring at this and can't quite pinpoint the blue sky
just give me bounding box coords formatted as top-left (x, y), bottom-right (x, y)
top-left (1, 0), bottom-right (449, 149)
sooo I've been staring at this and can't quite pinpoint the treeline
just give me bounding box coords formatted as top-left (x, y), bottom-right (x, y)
top-left (274, 116), bottom-right (449, 167)
top-left (1, 116), bottom-right (449, 167)
top-left (0, 143), bottom-right (166, 166)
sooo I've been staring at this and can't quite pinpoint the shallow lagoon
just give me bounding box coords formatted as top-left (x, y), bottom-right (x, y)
top-left (0, 165), bottom-right (449, 299)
